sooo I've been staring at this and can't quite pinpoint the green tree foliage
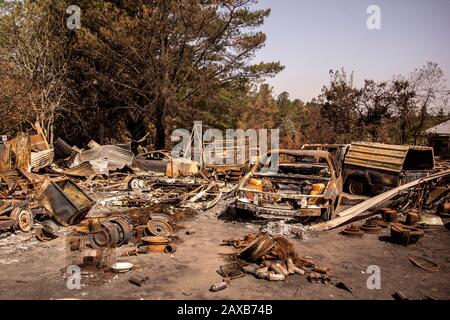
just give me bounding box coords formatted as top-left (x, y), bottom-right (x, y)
top-left (0, 0), bottom-right (283, 147)
top-left (68, 0), bottom-right (283, 147)
top-left (0, 0), bottom-right (70, 141)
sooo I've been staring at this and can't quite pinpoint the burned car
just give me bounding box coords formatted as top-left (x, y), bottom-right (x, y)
top-left (234, 149), bottom-right (343, 221)
top-left (343, 142), bottom-right (435, 196)
top-left (133, 150), bottom-right (198, 177)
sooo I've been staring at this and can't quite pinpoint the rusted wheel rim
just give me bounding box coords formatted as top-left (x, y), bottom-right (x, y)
top-left (11, 208), bottom-right (34, 232)
top-left (146, 219), bottom-right (172, 237)
top-left (141, 236), bottom-right (171, 245)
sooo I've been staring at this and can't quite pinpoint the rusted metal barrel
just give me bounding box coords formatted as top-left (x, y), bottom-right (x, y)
top-left (268, 273), bottom-right (285, 281)
top-left (406, 211), bottom-right (420, 225)
top-left (287, 258), bottom-right (295, 274)
top-left (271, 263), bottom-right (289, 276)
top-left (294, 266), bottom-right (305, 275)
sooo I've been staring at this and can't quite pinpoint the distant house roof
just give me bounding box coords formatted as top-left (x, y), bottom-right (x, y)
top-left (425, 120), bottom-right (450, 135)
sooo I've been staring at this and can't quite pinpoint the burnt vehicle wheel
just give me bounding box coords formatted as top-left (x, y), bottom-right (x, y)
top-left (346, 177), bottom-right (366, 196)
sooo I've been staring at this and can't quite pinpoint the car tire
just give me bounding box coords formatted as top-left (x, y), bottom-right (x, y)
top-left (347, 177), bottom-right (366, 196)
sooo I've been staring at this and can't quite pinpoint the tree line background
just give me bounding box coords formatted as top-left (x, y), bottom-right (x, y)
top-left (0, 0), bottom-right (449, 150)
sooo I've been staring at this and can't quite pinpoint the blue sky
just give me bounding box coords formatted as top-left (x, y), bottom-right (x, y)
top-left (253, 0), bottom-right (450, 102)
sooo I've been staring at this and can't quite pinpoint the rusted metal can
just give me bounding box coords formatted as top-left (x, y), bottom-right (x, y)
top-left (255, 267), bottom-right (269, 279)
top-left (164, 243), bottom-right (177, 254)
top-left (307, 273), bottom-right (318, 283)
top-left (381, 209), bottom-right (398, 222)
top-left (242, 265), bottom-right (258, 275)
top-left (313, 265), bottom-right (329, 274)
top-left (210, 282), bottom-right (228, 292)
top-left (321, 274), bottom-right (331, 285)
top-left (271, 263), bottom-right (289, 276)
top-left (268, 273), bottom-right (285, 281)
top-left (287, 258), bottom-right (295, 274)
top-left (261, 260), bottom-right (272, 268)
top-left (294, 266), bottom-right (305, 275)
top-left (406, 212), bottom-right (420, 226)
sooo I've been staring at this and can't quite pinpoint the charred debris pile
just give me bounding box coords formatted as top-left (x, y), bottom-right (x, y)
top-left (0, 127), bottom-right (449, 291)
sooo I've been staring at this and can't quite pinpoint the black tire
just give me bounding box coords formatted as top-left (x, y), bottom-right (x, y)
top-left (347, 177), bottom-right (366, 196)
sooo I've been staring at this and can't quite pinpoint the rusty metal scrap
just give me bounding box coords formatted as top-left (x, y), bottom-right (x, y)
top-left (0, 143), bottom-right (12, 172)
top-left (390, 223), bottom-right (425, 246)
top-left (54, 137), bottom-right (77, 159)
top-left (344, 142), bottom-right (434, 173)
top-left (146, 219), bottom-right (172, 237)
top-left (311, 169), bottom-right (450, 231)
top-left (408, 256), bottom-right (439, 272)
top-left (223, 232), bottom-right (331, 283)
top-left (15, 134), bottom-right (31, 172)
top-left (37, 179), bottom-right (94, 226)
top-left (30, 149), bottom-right (54, 170)
top-left (235, 149), bottom-right (342, 221)
top-left (80, 145), bottom-right (134, 171)
top-left (341, 225), bottom-right (364, 237)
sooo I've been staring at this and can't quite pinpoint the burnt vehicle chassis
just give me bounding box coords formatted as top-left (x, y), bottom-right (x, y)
top-left (234, 149), bottom-right (343, 221)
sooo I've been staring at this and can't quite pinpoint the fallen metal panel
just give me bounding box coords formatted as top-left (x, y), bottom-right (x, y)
top-left (63, 162), bottom-right (96, 177)
top-left (31, 149), bottom-right (54, 170)
top-left (54, 137), bottom-right (76, 159)
top-left (80, 145), bottom-right (133, 171)
top-left (65, 152), bottom-right (82, 168)
top-left (64, 159), bottom-right (109, 177)
top-left (87, 140), bottom-right (102, 149)
top-left (310, 169), bottom-right (450, 231)
top-left (345, 142), bottom-right (435, 173)
top-left (89, 159), bottom-right (109, 176)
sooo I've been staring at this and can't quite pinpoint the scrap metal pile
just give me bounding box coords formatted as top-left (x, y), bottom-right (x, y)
top-left (1, 127), bottom-right (449, 294)
top-left (0, 126), bottom-right (239, 248)
top-left (221, 232), bottom-right (332, 284)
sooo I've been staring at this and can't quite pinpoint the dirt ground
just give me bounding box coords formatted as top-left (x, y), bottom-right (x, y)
top-left (1, 200), bottom-right (449, 300)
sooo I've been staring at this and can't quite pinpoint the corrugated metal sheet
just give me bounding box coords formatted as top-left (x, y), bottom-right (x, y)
top-left (80, 145), bottom-right (133, 171)
top-left (65, 152), bottom-right (82, 168)
top-left (344, 142), bottom-right (408, 173)
top-left (31, 149), bottom-right (54, 169)
top-left (54, 137), bottom-right (76, 159)
top-left (89, 158), bottom-right (109, 176)
top-left (64, 162), bottom-right (96, 177)
top-left (64, 159), bottom-right (109, 177)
